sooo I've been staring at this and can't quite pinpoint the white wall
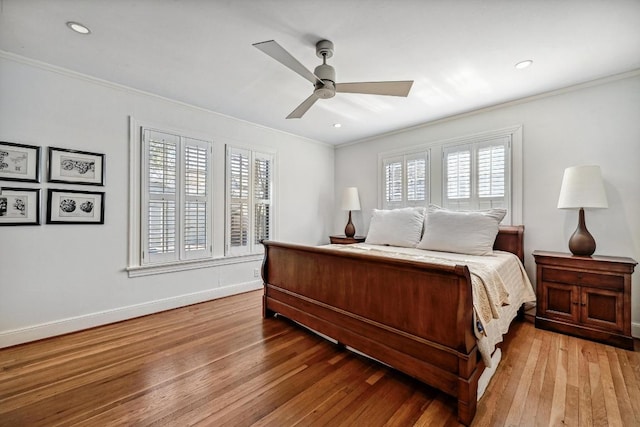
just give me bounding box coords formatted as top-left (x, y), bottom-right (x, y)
top-left (0, 54), bottom-right (335, 347)
top-left (335, 73), bottom-right (640, 337)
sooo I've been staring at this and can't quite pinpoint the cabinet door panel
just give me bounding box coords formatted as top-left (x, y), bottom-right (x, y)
top-left (580, 288), bottom-right (624, 332)
top-left (541, 282), bottom-right (579, 322)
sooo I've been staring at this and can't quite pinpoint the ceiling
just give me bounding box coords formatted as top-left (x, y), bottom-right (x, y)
top-left (1, 1), bottom-right (639, 145)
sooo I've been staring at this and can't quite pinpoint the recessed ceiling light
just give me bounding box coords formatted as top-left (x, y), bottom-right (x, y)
top-left (66, 21), bottom-right (91, 35)
top-left (333, 123), bottom-right (342, 128)
top-left (515, 60), bottom-right (533, 70)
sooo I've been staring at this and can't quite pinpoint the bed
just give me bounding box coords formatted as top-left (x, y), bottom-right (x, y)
top-left (260, 207), bottom-right (535, 425)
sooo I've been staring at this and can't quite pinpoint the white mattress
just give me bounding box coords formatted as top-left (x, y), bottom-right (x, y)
top-left (326, 243), bottom-right (536, 368)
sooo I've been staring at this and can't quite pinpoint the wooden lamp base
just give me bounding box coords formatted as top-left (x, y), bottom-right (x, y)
top-left (344, 210), bottom-right (356, 238)
top-left (568, 208), bottom-right (596, 256)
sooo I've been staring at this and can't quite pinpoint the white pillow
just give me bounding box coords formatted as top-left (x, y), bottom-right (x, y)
top-left (416, 205), bottom-right (506, 255)
top-left (365, 207), bottom-right (425, 247)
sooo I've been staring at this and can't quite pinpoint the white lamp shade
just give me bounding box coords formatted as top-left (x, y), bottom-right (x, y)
top-left (557, 165), bottom-right (608, 209)
top-left (341, 187), bottom-right (361, 211)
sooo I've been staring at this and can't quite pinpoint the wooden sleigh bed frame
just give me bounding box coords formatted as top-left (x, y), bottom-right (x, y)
top-left (261, 225), bottom-right (525, 425)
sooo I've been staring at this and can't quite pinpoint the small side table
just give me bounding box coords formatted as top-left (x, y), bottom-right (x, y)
top-left (329, 235), bottom-right (366, 244)
top-left (533, 250), bottom-right (636, 350)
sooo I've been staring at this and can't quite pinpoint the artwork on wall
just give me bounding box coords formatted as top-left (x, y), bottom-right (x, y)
top-left (0, 187), bottom-right (41, 226)
top-left (48, 147), bottom-right (105, 186)
top-left (47, 188), bottom-right (105, 224)
top-left (0, 141), bottom-right (41, 183)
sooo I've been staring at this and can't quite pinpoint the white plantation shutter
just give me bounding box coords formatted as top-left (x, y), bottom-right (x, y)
top-left (182, 139), bottom-right (211, 259)
top-left (478, 144), bottom-right (505, 198)
top-left (253, 152), bottom-right (273, 245)
top-left (381, 152), bottom-right (428, 209)
top-left (444, 146), bottom-right (472, 211)
top-left (226, 147), bottom-right (274, 256)
top-left (145, 130), bottom-right (179, 263)
top-left (443, 136), bottom-right (510, 222)
top-left (446, 149), bottom-right (471, 199)
top-left (476, 139), bottom-right (510, 219)
top-left (406, 154), bottom-right (427, 205)
top-left (383, 157), bottom-right (403, 209)
top-left (227, 147), bottom-right (250, 255)
top-left (142, 129), bottom-right (212, 265)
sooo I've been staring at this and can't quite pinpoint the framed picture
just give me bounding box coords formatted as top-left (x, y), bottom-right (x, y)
top-left (47, 189), bottom-right (105, 224)
top-left (0, 187), bottom-right (41, 225)
top-left (0, 141), bottom-right (41, 183)
top-left (48, 147), bottom-right (105, 186)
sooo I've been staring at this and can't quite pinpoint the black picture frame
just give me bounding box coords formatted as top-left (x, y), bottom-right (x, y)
top-left (48, 147), bottom-right (105, 186)
top-left (0, 141), bottom-right (41, 183)
top-left (0, 187), bottom-right (41, 226)
top-left (47, 188), bottom-right (105, 224)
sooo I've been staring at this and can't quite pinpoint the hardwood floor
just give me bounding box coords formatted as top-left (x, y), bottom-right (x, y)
top-left (1, 290), bottom-right (638, 426)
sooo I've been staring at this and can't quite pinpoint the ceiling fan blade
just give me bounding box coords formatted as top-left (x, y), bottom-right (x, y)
top-left (286, 94), bottom-right (319, 119)
top-left (335, 81), bottom-right (414, 97)
top-left (253, 40), bottom-right (323, 86)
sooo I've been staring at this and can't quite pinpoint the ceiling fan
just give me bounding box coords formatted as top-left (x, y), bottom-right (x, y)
top-left (253, 39), bottom-right (414, 119)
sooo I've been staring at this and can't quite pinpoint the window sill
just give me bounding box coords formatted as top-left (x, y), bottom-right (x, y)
top-left (126, 254), bottom-right (264, 278)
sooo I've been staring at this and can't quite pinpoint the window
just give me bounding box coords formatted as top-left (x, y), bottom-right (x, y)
top-left (377, 126), bottom-right (522, 225)
top-left (443, 136), bottom-right (511, 222)
top-left (141, 129), bottom-right (213, 264)
top-left (129, 119), bottom-right (278, 276)
top-left (381, 151), bottom-right (428, 209)
top-left (226, 146), bottom-right (274, 256)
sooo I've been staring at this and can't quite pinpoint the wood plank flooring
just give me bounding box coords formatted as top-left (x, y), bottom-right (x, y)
top-left (1, 290), bottom-right (638, 426)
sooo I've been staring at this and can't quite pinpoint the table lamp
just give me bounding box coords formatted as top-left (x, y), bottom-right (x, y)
top-left (557, 165), bottom-right (608, 256)
top-left (341, 187), bottom-right (361, 238)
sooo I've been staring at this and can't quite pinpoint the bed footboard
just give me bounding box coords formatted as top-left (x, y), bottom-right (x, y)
top-left (261, 242), bottom-right (479, 425)
top-left (261, 225), bottom-right (523, 426)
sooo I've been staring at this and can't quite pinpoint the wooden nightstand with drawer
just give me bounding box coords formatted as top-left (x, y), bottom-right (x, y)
top-left (533, 250), bottom-right (637, 350)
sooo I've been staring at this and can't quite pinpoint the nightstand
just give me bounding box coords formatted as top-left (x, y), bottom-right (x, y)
top-left (329, 235), bottom-right (366, 244)
top-left (533, 250), bottom-right (637, 350)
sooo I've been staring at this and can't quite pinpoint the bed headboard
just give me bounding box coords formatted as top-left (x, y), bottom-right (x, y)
top-left (493, 225), bottom-right (525, 262)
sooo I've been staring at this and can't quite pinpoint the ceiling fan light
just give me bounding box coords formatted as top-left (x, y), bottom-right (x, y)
top-left (515, 60), bottom-right (533, 70)
top-left (66, 21), bottom-right (91, 34)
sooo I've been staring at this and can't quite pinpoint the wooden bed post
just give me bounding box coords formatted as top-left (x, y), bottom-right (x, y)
top-left (457, 376), bottom-right (479, 426)
top-left (457, 354), bottom-right (480, 426)
top-left (455, 266), bottom-right (479, 426)
top-left (261, 241), bottom-right (275, 319)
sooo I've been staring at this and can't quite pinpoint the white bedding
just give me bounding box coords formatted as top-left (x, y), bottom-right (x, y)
top-left (326, 243), bottom-right (536, 367)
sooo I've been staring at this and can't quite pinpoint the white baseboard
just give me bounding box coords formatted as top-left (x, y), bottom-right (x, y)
top-left (633, 321), bottom-right (640, 340)
top-left (0, 281), bottom-right (262, 349)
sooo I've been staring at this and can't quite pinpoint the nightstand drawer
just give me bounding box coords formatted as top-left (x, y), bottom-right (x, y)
top-left (542, 267), bottom-right (623, 290)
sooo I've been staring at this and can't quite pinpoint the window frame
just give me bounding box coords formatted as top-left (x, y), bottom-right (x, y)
top-left (128, 118), bottom-right (268, 278)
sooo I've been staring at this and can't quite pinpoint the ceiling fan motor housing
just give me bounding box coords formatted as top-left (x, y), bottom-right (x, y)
top-left (313, 63), bottom-right (336, 98)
